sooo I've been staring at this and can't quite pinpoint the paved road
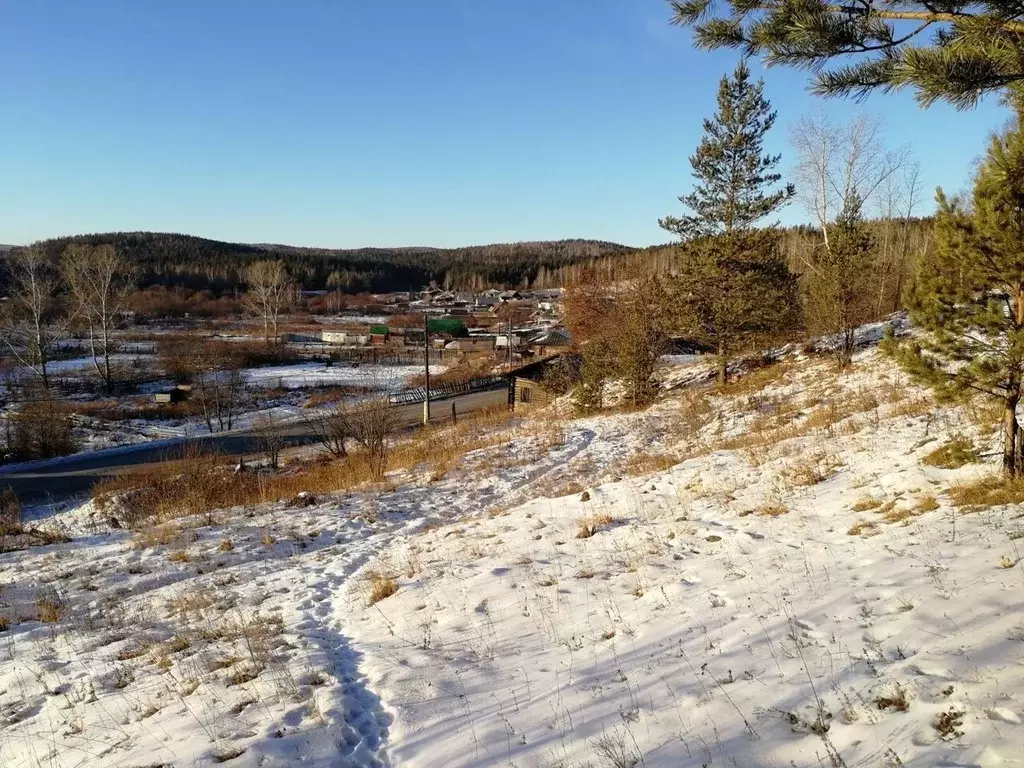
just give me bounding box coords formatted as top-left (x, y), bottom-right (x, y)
top-left (0, 387), bottom-right (510, 505)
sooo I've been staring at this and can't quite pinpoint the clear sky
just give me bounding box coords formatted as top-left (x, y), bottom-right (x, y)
top-left (0, 0), bottom-right (1009, 249)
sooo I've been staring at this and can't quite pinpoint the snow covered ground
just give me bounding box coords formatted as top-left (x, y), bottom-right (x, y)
top-left (1, 345), bottom-right (1023, 767)
top-left (31, 362), bottom-right (439, 455)
top-left (241, 362), bottom-right (437, 391)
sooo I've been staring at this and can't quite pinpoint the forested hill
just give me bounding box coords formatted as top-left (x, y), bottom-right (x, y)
top-left (25, 232), bottom-right (632, 293)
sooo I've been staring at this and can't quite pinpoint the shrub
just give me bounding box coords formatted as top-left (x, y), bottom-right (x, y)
top-left (922, 436), bottom-right (979, 469)
top-left (0, 488), bottom-right (22, 533)
top-left (35, 587), bottom-right (66, 623)
top-left (875, 683), bottom-right (910, 712)
top-left (6, 399), bottom-right (78, 460)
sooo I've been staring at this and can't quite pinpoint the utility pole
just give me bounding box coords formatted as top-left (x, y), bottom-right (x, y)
top-left (507, 318), bottom-right (515, 412)
top-left (423, 313), bottom-right (430, 425)
top-left (507, 319), bottom-right (513, 372)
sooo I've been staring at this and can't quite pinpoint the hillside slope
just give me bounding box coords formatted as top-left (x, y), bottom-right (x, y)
top-left (1, 341), bottom-right (1022, 767)
top-left (20, 232), bottom-right (631, 293)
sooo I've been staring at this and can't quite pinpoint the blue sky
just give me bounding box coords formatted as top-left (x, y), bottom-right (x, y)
top-left (0, 0), bottom-right (1008, 248)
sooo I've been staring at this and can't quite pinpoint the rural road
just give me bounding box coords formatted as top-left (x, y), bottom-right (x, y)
top-left (0, 387), bottom-right (510, 505)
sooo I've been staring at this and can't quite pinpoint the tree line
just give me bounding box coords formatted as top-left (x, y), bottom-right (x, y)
top-left (15, 233), bottom-right (632, 295)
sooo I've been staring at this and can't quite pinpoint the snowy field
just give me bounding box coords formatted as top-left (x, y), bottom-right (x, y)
top-left (1, 344), bottom-right (1023, 767)
top-left (241, 362), bottom-right (436, 391)
top-left (23, 362), bottom-right (439, 455)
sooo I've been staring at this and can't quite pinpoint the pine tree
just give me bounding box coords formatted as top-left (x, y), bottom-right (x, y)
top-left (806, 194), bottom-right (878, 368)
top-left (660, 61), bottom-right (799, 385)
top-left (885, 112), bottom-right (1024, 476)
top-left (669, 0), bottom-right (1024, 109)
top-left (660, 61), bottom-right (793, 239)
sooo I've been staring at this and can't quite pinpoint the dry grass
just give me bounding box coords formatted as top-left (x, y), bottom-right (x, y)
top-left (889, 395), bottom-right (933, 419)
top-left (848, 520), bottom-right (878, 536)
top-left (852, 496), bottom-right (883, 512)
top-left (875, 683), bottom-right (910, 712)
top-left (784, 452), bottom-right (842, 488)
top-left (0, 615), bottom-right (9, 632)
top-left (95, 406), bottom-right (521, 529)
top-left (577, 512), bottom-right (617, 539)
top-left (922, 436), bottom-right (979, 469)
top-left (722, 360), bottom-right (792, 395)
top-left (669, 392), bottom-right (717, 439)
top-left (366, 571), bottom-right (399, 606)
top-left (948, 474), bottom-right (1024, 508)
top-left (132, 524), bottom-right (199, 550)
top-left (35, 587), bottom-right (66, 623)
top-left (624, 451), bottom-right (679, 477)
top-left (756, 503), bottom-right (788, 517)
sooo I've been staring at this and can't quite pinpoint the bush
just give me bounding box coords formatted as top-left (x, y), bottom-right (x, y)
top-left (0, 488), bottom-right (22, 533)
top-left (5, 399), bottom-right (78, 460)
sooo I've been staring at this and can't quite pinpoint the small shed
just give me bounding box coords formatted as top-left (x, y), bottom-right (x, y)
top-left (322, 330), bottom-right (348, 344)
top-left (444, 337), bottom-right (496, 353)
top-left (154, 385), bottom-right (192, 404)
top-left (514, 377), bottom-right (552, 407)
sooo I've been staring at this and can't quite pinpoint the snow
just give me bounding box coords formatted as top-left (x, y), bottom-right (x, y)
top-left (35, 353), bottom-right (151, 374)
top-left (241, 362), bottom-right (435, 391)
top-left (2, 342), bottom-right (1024, 767)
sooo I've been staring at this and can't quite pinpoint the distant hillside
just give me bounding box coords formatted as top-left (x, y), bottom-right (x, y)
top-left (21, 232), bottom-right (632, 293)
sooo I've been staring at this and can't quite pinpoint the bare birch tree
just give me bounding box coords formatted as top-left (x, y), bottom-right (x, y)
top-left (62, 244), bottom-right (136, 395)
top-left (790, 114), bottom-right (913, 365)
top-left (790, 114), bottom-right (908, 247)
top-left (0, 248), bottom-right (73, 390)
top-left (874, 162), bottom-right (924, 314)
top-left (242, 260), bottom-right (291, 345)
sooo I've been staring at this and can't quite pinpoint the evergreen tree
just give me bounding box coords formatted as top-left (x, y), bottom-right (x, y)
top-left (885, 112), bottom-right (1024, 476)
top-left (660, 61), bottom-right (799, 385)
top-left (806, 194), bottom-right (878, 368)
top-left (660, 61), bottom-right (793, 238)
top-left (669, 0), bottom-right (1024, 109)
top-left (573, 339), bottom-right (612, 414)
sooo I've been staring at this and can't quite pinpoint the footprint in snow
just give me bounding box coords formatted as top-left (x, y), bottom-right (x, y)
top-left (709, 592), bottom-right (730, 608)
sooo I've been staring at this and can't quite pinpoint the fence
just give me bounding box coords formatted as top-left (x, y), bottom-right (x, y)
top-left (387, 375), bottom-right (508, 405)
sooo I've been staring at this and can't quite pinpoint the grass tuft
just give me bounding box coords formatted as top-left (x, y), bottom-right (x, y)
top-left (366, 571), bottom-right (399, 606)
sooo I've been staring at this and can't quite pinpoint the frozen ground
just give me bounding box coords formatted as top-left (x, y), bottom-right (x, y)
top-left (241, 362), bottom-right (437, 391)
top-left (26, 362), bottom-right (440, 455)
top-left (1, 344), bottom-right (1023, 767)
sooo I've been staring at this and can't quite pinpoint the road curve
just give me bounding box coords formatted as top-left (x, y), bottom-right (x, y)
top-left (2, 387), bottom-right (510, 505)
